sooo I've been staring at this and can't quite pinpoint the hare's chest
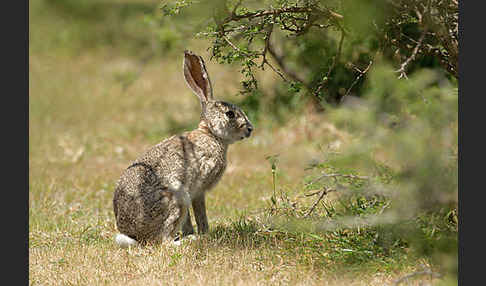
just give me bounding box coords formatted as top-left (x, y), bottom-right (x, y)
top-left (181, 132), bottom-right (228, 197)
top-left (194, 150), bottom-right (226, 192)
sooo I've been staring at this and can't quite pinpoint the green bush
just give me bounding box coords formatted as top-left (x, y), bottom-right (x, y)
top-left (270, 63), bottom-right (457, 279)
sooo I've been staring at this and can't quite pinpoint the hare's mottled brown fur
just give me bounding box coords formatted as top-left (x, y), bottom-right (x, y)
top-left (113, 50), bottom-right (253, 246)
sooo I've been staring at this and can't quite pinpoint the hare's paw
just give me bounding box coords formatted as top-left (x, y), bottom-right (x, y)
top-left (171, 234), bottom-right (199, 247)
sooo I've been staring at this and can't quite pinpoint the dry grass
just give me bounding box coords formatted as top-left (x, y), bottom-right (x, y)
top-left (30, 241), bottom-right (438, 286)
top-left (29, 2), bottom-right (449, 284)
top-left (29, 48), bottom-right (442, 285)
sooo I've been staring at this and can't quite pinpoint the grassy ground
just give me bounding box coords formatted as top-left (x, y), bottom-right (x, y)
top-left (29, 1), bottom-right (456, 285)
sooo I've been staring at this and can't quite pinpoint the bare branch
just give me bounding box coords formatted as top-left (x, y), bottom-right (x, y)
top-left (259, 24), bottom-right (274, 69)
top-left (341, 60), bottom-right (373, 102)
top-left (264, 59), bottom-right (290, 82)
top-left (313, 29), bottom-right (345, 98)
top-left (258, 24), bottom-right (292, 82)
top-left (395, 0), bottom-right (431, 79)
top-left (267, 44), bottom-right (308, 86)
top-left (305, 190), bottom-right (325, 197)
top-left (391, 269), bottom-right (442, 286)
top-left (395, 30), bottom-right (426, 79)
top-left (305, 187), bottom-right (335, 217)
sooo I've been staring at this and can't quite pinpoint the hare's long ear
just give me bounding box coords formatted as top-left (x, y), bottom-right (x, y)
top-left (183, 50), bottom-right (213, 107)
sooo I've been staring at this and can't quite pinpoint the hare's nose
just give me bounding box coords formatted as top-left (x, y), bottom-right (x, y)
top-left (245, 126), bottom-right (253, 137)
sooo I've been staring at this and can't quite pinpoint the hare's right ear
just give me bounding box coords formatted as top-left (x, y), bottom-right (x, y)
top-left (183, 50), bottom-right (213, 107)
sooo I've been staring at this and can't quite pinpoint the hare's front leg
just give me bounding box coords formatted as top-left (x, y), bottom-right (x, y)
top-left (192, 194), bottom-right (209, 234)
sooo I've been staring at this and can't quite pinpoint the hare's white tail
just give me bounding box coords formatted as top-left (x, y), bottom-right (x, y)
top-left (115, 233), bottom-right (138, 248)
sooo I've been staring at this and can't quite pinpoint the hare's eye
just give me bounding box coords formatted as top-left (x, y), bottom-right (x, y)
top-left (225, 110), bottom-right (235, 119)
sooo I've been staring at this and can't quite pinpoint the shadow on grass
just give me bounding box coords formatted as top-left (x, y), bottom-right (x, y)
top-left (205, 218), bottom-right (271, 249)
top-left (196, 216), bottom-right (418, 274)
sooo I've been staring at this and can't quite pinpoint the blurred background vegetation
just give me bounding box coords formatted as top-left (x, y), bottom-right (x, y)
top-left (30, 0), bottom-right (457, 284)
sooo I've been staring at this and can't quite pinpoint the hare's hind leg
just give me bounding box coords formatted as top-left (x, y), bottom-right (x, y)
top-left (159, 189), bottom-right (191, 241)
top-left (181, 209), bottom-right (194, 236)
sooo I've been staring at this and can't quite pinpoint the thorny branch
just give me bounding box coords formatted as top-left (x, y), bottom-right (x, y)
top-left (192, 0), bottom-right (457, 101)
top-left (210, 2), bottom-right (345, 94)
top-left (221, 5), bottom-right (343, 26)
top-left (222, 35), bottom-right (248, 55)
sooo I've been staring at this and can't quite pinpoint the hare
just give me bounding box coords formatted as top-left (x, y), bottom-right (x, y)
top-left (113, 50), bottom-right (253, 247)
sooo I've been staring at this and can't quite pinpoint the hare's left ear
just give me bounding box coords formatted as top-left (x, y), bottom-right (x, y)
top-left (183, 50), bottom-right (213, 107)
